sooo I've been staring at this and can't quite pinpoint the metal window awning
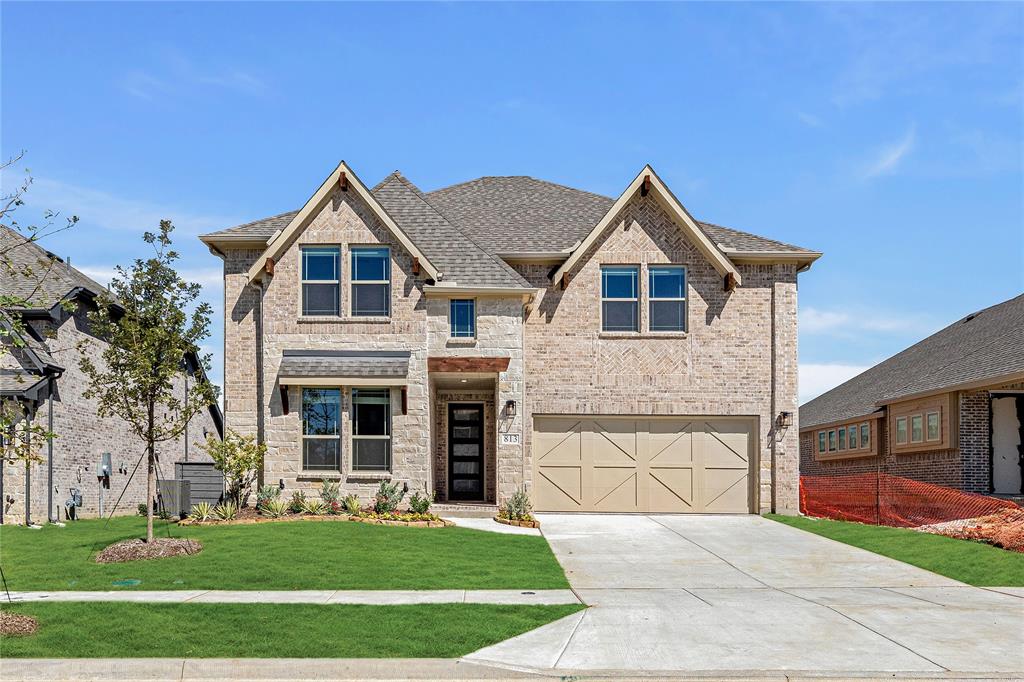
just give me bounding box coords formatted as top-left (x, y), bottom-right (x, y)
top-left (277, 350), bottom-right (411, 386)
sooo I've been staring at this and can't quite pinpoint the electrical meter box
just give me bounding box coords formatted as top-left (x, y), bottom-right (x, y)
top-left (97, 452), bottom-right (112, 478)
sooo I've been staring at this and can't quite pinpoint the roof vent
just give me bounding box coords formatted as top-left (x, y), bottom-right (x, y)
top-left (962, 313), bottom-right (977, 324)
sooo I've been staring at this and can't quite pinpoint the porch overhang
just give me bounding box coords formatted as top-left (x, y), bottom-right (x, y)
top-left (278, 350), bottom-right (411, 386)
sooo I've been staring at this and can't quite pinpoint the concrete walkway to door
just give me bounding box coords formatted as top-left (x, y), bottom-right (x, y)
top-left (465, 514), bottom-right (1024, 676)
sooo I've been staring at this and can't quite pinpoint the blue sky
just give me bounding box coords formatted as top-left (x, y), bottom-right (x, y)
top-left (3, 2), bottom-right (1022, 403)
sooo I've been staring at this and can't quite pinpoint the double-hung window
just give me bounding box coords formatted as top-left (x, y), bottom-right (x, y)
top-left (895, 417), bottom-right (908, 444)
top-left (352, 389), bottom-right (391, 471)
top-left (860, 423), bottom-right (870, 449)
top-left (450, 299), bottom-right (476, 338)
top-left (601, 266), bottom-right (639, 332)
top-left (302, 388), bottom-right (340, 471)
top-left (911, 415), bottom-right (924, 443)
top-left (926, 412), bottom-right (940, 441)
top-left (301, 247), bottom-right (340, 316)
top-left (818, 432), bottom-right (826, 453)
top-left (649, 266), bottom-right (686, 332)
top-left (351, 247), bottom-right (390, 317)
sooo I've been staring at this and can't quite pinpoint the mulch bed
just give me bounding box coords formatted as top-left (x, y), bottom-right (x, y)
top-left (95, 537), bottom-right (204, 563)
top-left (917, 507), bottom-right (1024, 552)
top-left (0, 611), bottom-right (39, 637)
top-left (494, 516), bottom-right (540, 529)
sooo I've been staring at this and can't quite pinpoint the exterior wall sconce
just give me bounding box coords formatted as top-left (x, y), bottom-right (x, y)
top-left (777, 411), bottom-right (794, 428)
top-left (505, 400), bottom-right (517, 418)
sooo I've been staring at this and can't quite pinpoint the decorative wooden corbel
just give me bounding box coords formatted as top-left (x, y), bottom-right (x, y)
top-left (560, 272), bottom-right (570, 290)
top-left (724, 272), bottom-right (737, 292)
top-left (279, 385), bottom-right (289, 415)
top-left (264, 257), bottom-right (275, 275)
top-left (641, 174), bottom-right (651, 197)
top-left (412, 257), bottom-right (420, 276)
top-left (401, 386), bottom-right (408, 415)
top-left (339, 172), bottom-right (348, 191)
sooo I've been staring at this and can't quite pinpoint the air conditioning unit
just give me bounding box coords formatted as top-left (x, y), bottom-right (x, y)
top-left (157, 480), bottom-right (192, 519)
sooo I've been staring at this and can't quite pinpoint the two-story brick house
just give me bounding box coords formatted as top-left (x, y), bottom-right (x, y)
top-left (200, 162), bottom-right (820, 514)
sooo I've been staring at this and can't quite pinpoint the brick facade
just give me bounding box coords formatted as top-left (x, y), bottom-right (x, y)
top-left (2, 307), bottom-right (220, 524)
top-left (218, 188), bottom-right (801, 513)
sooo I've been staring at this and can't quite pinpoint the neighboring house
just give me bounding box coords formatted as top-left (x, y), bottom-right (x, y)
top-left (800, 293), bottom-right (1024, 497)
top-left (0, 226), bottom-right (224, 524)
top-left (199, 161), bottom-right (820, 514)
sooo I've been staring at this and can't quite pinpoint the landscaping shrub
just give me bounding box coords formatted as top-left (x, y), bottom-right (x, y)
top-left (137, 503), bottom-right (148, 517)
top-left (373, 480), bottom-right (405, 515)
top-left (188, 502), bottom-right (213, 522)
top-left (213, 501), bottom-right (238, 521)
top-left (408, 487), bottom-right (434, 514)
top-left (498, 489), bottom-right (533, 521)
top-left (203, 430), bottom-right (266, 507)
top-left (300, 498), bottom-right (328, 516)
top-left (288, 491), bottom-right (307, 514)
top-left (256, 484), bottom-right (280, 511)
top-left (320, 479), bottom-right (341, 504)
top-left (342, 494), bottom-right (362, 515)
top-left (262, 498), bottom-right (288, 518)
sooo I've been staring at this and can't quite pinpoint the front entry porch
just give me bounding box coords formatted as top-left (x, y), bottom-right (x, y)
top-left (430, 371), bottom-right (499, 505)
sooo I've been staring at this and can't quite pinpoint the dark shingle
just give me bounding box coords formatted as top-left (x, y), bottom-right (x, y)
top-left (801, 293), bottom-right (1024, 429)
top-left (0, 225), bottom-right (108, 309)
top-left (278, 350), bottom-right (410, 380)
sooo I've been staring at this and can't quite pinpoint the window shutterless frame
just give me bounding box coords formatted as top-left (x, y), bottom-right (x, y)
top-left (895, 417), bottom-right (908, 444)
top-left (350, 247), bottom-right (391, 317)
top-left (450, 299), bottom-right (476, 338)
top-left (818, 431), bottom-right (826, 453)
top-left (300, 246), bottom-right (341, 316)
top-left (926, 411), bottom-right (940, 441)
top-left (301, 387), bottom-right (341, 471)
top-left (601, 266), bottom-right (639, 332)
top-left (860, 423), bottom-right (870, 449)
top-left (648, 265), bottom-right (686, 332)
top-left (351, 388), bottom-right (391, 472)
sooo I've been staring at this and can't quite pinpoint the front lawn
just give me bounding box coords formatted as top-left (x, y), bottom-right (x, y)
top-left (0, 516), bottom-right (568, 591)
top-left (0, 602), bottom-right (583, 658)
top-left (768, 514), bottom-right (1024, 586)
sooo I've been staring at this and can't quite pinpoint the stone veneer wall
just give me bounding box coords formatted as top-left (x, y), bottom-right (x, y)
top-left (2, 307), bottom-right (218, 524)
top-left (513, 192), bottom-right (800, 514)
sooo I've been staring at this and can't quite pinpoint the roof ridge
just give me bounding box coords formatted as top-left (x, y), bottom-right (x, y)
top-left (428, 174), bottom-right (615, 204)
top-left (381, 174), bottom-right (532, 288)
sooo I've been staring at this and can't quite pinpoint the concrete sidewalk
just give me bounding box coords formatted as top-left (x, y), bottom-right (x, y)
top-left (5, 589), bottom-right (580, 605)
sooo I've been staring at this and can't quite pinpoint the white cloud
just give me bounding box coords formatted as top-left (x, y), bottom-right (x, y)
top-left (118, 50), bottom-right (268, 100)
top-left (862, 125), bottom-right (916, 179)
top-left (800, 362), bottom-right (871, 403)
top-left (25, 177), bottom-right (239, 236)
top-left (800, 306), bottom-right (932, 336)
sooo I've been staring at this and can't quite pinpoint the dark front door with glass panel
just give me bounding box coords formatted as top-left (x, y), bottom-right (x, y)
top-left (448, 405), bottom-right (484, 501)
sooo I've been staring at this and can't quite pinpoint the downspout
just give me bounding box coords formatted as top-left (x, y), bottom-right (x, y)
top-left (24, 407), bottom-right (32, 526)
top-left (254, 280), bottom-right (266, 488)
top-left (47, 378), bottom-right (54, 523)
top-left (769, 282), bottom-right (778, 514)
top-left (184, 370), bottom-right (189, 462)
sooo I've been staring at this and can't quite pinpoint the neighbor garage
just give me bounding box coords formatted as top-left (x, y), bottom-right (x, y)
top-left (532, 416), bottom-right (755, 513)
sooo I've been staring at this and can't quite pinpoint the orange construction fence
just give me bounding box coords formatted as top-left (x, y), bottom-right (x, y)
top-left (800, 473), bottom-right (1020, 528)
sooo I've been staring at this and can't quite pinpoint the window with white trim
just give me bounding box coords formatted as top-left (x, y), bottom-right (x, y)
top-left (895, 417), bottom-right (908, 444)
top-left (926, 412), bottom-right (940, 441)
top-left (648, 266), bottom-right (686, 332)
top-left (450, 299), bottom-right (476, 338)
top-left (601, 266), bottom-right (638, 332)
top-left (301, 247), bottom-right (340, 316)
top-left (860, 423), bottom-right (870, 449)
top-left (818, 431), bottom-right (826, 453)
top-left (352, 388), bottom-right (391, 471)
top-left (351, 247), bottom-right (390, 317)
top-left (302, 388), bottom-right (340, 471)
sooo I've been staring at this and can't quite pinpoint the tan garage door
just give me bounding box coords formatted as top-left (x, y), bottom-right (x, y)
top-left (533, 416), bottom-right (754, 513)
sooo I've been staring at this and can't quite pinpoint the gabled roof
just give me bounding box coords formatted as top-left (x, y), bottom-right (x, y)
top-left (801, 293), bottom-right (1024, 429)
top-left (242, 161), bottom-right (441, 283)
top-left (552, 165), bottom-right (742, 285)
top-left (0, 225), bottom-right (108, 310)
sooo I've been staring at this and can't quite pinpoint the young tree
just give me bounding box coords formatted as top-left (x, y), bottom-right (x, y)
top-left (80, 221), bottom-right (218, 542)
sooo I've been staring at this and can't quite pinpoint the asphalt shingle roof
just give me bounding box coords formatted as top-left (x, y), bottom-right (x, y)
top-left (199, 172), bottom-right (817, 286)
top-left (278, 350), bottom-right (411, 380)
top-left (800, 293), bottom-right (1024, 429)
top-left (1, 225), bottom-right (108, 309)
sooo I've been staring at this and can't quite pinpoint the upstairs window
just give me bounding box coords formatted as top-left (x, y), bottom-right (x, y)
top-left (352, 389), bottom-right (391, 471)
top-left (649, 266), bottom-right (686, 332)
top-left (351, 247), bottom-right (390, 317)
top-left (450, 299), bottom-right (476, 338)
top-left (895, 417), bottom-right (908, 444)
top-left (301, 247), bottom-right (340, 316)
top-left (601, 266), bottom-right (639, 332)
top-left (911, 415), bottom-right (924, 443)
top-left (302, 388), bottom-right (340, 471)
top-left (818, 432), bottom-right (826, 453)
top-left (848, 424), bottom-right (858, 449)
top-left (926, 412), bottom-right (940, 441)
top-left (837, 426), bottom-right (846, 450)
top-left (860, 423), bottom-right (870, 449)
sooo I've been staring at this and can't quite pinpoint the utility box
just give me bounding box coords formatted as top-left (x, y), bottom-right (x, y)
top-left (157, 480), bottom-right (192, 519)
top-left (175, 462), bottom-right (224, 506)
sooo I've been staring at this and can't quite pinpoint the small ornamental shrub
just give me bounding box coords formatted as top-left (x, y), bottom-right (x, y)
top-left (373, 480), bottom-right (405, 515)
top-left (408, 487), bottom-right (434, 514)
top-left (319, 479), bottom-right (341, 505)
top-left (213, 501), bottom-right (238, 521)
top-left (342, 494), bottom-right (362, 515)
top-left (498, 489), bottom-right (533, 521)
top-left (300, 498), bottom-right (329, 516)
top-left (203, 429), bottom-right (266, 508)
top-left (256, 484), bottom-right (280, 511)
top-left (262, 497), bottom-right (288, 518)
top-left (137, 503), bottom-right (148, 517)
top-left (188, 502), bottom-right (213, 522)
top-left (288, 490), bottom-right (307, 514)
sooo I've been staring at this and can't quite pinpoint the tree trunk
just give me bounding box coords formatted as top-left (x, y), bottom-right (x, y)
top-left (146, 403), bottom-right (155, 543)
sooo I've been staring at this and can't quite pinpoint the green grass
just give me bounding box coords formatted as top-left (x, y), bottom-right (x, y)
top-left (0, 602), bottom-right (584, 658)
top-left (768, 514), bottom-right (1024, 586)
top-left (0, 516), bottom-right (568, 591)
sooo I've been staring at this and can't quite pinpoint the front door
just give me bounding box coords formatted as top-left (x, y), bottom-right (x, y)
top-left (448, 404), bottom-right (484, 501)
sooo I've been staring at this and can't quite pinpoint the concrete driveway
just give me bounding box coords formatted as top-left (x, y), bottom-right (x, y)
top-left (466, 514), bottom-right (1024, 676)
